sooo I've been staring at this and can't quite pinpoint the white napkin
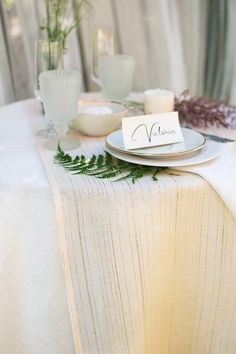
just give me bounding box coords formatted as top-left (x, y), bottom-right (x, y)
top-left (174, 142), bottom-right (236, 219)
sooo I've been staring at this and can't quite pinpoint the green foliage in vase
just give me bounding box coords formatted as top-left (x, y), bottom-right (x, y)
top-left (55, 144), bottom-right (168, 183)
top-left (41, 0), bottom-right (92, 48)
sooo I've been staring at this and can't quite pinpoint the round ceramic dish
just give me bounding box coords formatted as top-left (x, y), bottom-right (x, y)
top-left (105, 140), bottom-right (222, 167)
top-left (72, 99), bottom-right (129, 137)
top-left (106, 128), bottom-right (206, 158)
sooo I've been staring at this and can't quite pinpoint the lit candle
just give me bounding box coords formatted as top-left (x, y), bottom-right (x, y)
top-left (144, 88), bottom-right (175, 114)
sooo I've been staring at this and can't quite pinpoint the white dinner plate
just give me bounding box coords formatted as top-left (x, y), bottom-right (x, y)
top-left (105, 127), bottom-right (206, 158)
top-left (105, 140), bottom-right (222, 167)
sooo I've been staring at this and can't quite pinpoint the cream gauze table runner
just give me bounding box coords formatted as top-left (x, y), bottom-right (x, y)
top-left (35, 124), bottom-right (236, 354)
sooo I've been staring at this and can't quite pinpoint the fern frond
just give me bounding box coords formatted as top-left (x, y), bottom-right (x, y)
top-left (55, 144), bottom-right (168, 183)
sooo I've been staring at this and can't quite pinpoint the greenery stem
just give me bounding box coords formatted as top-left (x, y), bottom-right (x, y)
top-left (42, 0), bottom-right (92, 48)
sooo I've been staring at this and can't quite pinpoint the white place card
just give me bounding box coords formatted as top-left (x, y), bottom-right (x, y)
top-left (122, 112), bottom-right (184, 150)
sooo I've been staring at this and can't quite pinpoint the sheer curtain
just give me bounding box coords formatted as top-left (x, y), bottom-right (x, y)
top-left (222, 0), bottom-right (236, 104)
top-left (204, 0), bottom-right (236, 104)
top-left (1, 0), bottom-right (234, 107)
top-left (80, 0), bottom-right (209, 96)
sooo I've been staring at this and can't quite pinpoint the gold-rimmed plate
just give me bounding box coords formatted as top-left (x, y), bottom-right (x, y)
top-left (105, 140), bottom-right (222, 167)
top-left (105, 127), bottom-right (206, 158)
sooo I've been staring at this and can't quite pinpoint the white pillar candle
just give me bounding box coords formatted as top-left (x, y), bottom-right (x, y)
top-left (144, 88), bottom-right (175, 114)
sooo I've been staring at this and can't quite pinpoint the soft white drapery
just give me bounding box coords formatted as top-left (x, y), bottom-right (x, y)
top-left (1, 0), bottom-right (236, 106)
top-left (0, 0), bottom-right (209, 106)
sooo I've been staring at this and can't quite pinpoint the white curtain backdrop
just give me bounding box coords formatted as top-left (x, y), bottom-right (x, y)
top-left (81, 0), bottom-right (209, 96)
top-left (1, 0), bottom-right (234, 107)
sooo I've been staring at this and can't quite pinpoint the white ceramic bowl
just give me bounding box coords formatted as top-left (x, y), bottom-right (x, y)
top-left (72, 99), bottom-right (129, 137)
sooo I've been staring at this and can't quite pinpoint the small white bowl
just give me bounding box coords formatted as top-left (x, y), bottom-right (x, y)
top-left (72, 99), bottom-right (129, 137)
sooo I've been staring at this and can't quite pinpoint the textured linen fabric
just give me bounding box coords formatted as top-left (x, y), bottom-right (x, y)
top-left (34, 115), bottom-right (236, 351)
top-left (1, 98), bottom-right (236, 354)
top-left (0, 100), bottom-right (76, 354)
top-left (175, 142), bottom-right (236, 218)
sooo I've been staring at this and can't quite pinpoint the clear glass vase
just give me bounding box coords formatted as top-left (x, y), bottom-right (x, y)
top-left (91, 27), bottom-right (115, 86)
top-left (35, 40), bottom-right (64, 138)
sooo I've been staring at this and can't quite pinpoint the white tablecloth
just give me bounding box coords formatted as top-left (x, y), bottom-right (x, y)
top-left (1, 98), bottom-right (236, 354)
top-left (0, 99), bottom-right (75, 354)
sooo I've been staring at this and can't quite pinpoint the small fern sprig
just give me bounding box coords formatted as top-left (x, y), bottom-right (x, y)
top-left (54, 144), bottom-right (168, 183)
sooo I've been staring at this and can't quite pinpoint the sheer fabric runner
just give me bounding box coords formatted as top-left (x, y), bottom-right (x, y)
top-left (36, 131), bottom-right (236, 354)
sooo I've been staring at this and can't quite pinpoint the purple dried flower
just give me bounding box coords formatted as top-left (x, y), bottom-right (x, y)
top-left (175, 91), bottom-right (236, 129)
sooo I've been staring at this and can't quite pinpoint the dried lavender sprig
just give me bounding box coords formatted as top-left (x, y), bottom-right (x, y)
top-left (175, 92), bottom-right (236, 129)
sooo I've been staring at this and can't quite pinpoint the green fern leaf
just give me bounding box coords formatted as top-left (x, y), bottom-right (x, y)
top-left (55, 144), bottom-right (168, 183)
